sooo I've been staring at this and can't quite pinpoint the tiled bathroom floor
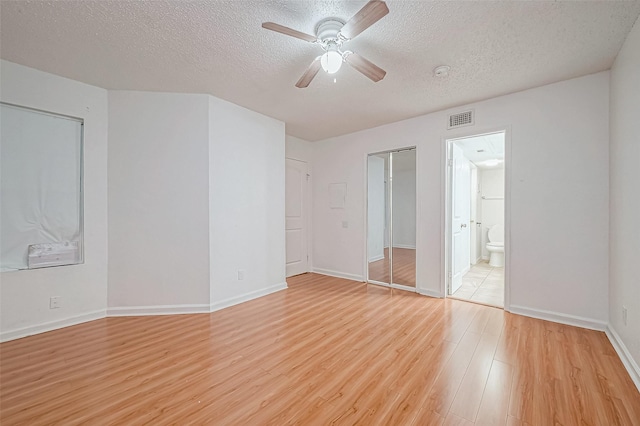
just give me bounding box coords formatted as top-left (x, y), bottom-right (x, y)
top-left (451, 261), bottom-right (504, 308)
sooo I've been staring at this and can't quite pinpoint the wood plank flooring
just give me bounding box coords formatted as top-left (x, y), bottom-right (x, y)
top-left (368, 247), bottom-right (416, 287)
top-left (1, 273), bottom-right (639, 425)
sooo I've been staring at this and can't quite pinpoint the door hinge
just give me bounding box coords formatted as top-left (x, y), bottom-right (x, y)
top-left (306, 173), bottom-right (311, 180)
top-left (448, 159), bottom-right (453, 167)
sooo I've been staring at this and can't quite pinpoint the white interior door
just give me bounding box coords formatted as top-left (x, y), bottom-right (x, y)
top-left (451, 144), bottom-right (471, 294)
top-left (285, 158), bottom-right (308, 277)
top-left (470, 165), bottom-right (478, 264)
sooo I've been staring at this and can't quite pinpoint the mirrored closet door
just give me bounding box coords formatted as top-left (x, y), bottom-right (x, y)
top-left (367, 148), bottom-right (416, 289)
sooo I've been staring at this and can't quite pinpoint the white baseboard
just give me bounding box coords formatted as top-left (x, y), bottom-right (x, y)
top-left (418, 288), bottom-right (443, 298)
top-left (508, 305), bottom-right (607, 331)
top-left (210, 282), bottom-right (288, 312)
top-left (107, 304), bottom-right (211, 317)
top-left (481, 255), bottom-right (489, 261)
top-left (311, 268), bottom-right (364, 283)
top-left (0, 309), bottom-right (106, 342)
top-left (605, 325), bottom-right (640, 392)
top-left (392, 244), bottom-right (416, 250)
top-left (368, 254), bottom-right (385, 263)
top-left (2, 284), bottom-right (289, 340)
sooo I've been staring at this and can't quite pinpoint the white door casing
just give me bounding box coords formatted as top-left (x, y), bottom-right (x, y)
top-left (451, 144), bottom-right (471, 294)
top-left (470, 165), bottom-right (478, 264)
top-left (367, 156), bottom-right (386, 263)
top-left (285, 158), bottom-right (308, 277)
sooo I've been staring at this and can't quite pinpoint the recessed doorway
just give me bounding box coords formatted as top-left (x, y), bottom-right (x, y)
top-left (285, 158), bottom-right (309, 277)
top-left (445, 131), bottom-right (506, 308)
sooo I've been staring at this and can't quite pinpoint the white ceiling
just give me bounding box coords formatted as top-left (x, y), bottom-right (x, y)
top-left (454, 132), bottom-right (505, 170)
top-left (2, 1), bottom-right (639, 141)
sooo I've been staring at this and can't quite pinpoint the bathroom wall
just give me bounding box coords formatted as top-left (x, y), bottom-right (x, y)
top-left (479, 168), bottom-right (505, 259)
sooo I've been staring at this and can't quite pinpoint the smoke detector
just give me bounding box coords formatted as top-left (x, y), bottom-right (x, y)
top-left (433, 65), bottom-right (450, 78)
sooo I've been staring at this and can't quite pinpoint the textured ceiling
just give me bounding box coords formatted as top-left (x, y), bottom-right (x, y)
top-left (1, 1), bottom-right (639, 141)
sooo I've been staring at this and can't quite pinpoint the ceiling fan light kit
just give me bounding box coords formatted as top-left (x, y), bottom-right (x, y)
top-left (315, 18), bottom-right (345, 42)
top-left (262, 0), bottom-right (389, 88)
top-left (321, 49), bottom-right (343, 74)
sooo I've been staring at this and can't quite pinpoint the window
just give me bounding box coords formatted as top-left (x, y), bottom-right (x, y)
top-left (0, 103), bottom-right (83, 271)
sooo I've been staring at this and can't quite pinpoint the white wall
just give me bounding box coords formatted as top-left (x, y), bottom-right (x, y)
top-left (609, 18), bottom-right (640, 377)
top-left (480, 168), bottom-right (505, 198)
top-left (107, 91), bottom-right (211, 312)
top-left (108, 93), bottom-right (286, 313)
top-left (0, 60), bottom-right (108, 340)
top-left (312, 71), bottom-right (610, 322)
top-left (209, 97), bottom-right (286, 308)
top-left (285, 135), bottom-right (312, 163)
top-left (479, 168), bottom-right (505, 259)
top-left (1, 62), bottom-right (286, 335)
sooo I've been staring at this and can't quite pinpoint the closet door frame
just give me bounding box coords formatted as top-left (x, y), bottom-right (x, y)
top-left (365, 147), bottom-right (417, 292)
top-left (365, 152), bottom-right (391, 286)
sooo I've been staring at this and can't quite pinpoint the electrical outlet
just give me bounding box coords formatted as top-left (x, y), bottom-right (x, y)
top-left (237, 270), bottom-right (244, 281)
top-left (622, 306), bottom-right (628, 326)
top-left (49, 296), bottom-right (61, 309)
top-left (342, 221), bottom-right (349, 228)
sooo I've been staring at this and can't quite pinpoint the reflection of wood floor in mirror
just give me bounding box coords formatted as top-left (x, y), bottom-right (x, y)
top-left (368, 248), bottom-right (416, 287)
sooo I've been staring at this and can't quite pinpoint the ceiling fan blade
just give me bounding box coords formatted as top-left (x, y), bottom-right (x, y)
top-left (339, 1), bottom-right (389, 40)
top-left (344, 52), bottom-right (386, 82)
top-left (296, 57), bottom-right (322, 88)
top-left (262, 22), bottom-right (318, 43)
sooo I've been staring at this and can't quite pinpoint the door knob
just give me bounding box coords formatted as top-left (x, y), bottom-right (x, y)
top-left (461, 223), bottom-right (467, 228)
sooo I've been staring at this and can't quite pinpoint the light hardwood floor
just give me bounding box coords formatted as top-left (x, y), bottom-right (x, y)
top-left (368, 247), bottom-right (416, 287)
top-left (1, 273), bottom-right (639, 425)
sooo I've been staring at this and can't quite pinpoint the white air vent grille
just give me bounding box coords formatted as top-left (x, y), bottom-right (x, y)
top-left (448, 110), bottom-right (474, 129)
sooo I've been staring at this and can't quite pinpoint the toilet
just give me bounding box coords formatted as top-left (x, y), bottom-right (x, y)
top-left (486, 224), bottom-right (505, 267)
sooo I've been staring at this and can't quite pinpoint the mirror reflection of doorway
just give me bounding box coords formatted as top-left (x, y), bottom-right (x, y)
top-left (367, 148), bottom-right (416, 289)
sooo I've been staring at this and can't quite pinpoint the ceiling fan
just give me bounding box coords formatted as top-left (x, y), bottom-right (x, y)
top-left (262, 0), bottom-right (389, 88)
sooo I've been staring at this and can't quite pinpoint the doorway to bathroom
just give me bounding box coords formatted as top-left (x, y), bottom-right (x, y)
top-left (445, 131), bottom-right (506, 308)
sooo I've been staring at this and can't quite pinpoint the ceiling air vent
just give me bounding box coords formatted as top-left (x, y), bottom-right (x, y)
top-left (448, 110), bottom-right (474, 129)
